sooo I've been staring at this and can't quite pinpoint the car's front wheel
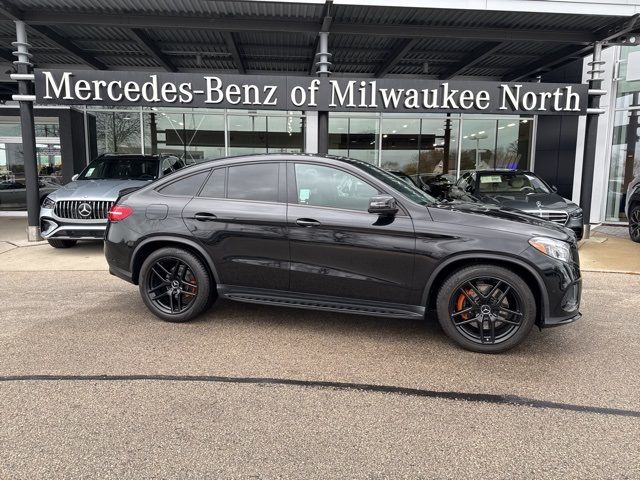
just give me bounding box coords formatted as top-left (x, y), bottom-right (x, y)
top-left (139, 247), bottom-right (213, 322)
top-left (47, 239), bottom-right (77, 249)
top-left (629, 205), bottom-right (640, 243)
top-left (436, 265), bottom-right (536, 353)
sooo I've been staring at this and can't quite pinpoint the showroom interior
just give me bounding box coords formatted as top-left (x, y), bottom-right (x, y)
top-left (1, 0), bottom-right (640, 228)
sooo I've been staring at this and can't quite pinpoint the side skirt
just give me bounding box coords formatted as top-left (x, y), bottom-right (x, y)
top-left (217, 285), bottom-right (425, 320)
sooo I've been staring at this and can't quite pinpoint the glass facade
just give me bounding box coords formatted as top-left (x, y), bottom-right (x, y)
top-left (87, 107), bottom-right (305, 162)
top-left (606, 45), bottom-right (640, 222)
top-left (460, 117), bottom-right (532, 174)
top-left (329, 113), bottom-right (533, 180)
top-left (0, 117), bottom-right (62, 210)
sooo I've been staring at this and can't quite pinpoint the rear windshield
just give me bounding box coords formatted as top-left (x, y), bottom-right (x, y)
top-left (477, 172), bottom-right (551, 194)
top-left (79, 157), bottom-right (159, 180)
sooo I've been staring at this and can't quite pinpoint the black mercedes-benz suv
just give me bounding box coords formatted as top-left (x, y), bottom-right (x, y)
top-left (105, 154), bottom-right (581, 353)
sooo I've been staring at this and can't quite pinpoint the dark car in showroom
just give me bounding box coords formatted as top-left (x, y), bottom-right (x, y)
top-left (0, 178), bottom-right (60, 210)
top-left (625, 173), bottom-right (640, 242)
top-left (456, 170), bottom-right (584, 240)
top-left (104, 154), bottom-right (581, 353)
top-left (40, 153), bottom-right (190, 248)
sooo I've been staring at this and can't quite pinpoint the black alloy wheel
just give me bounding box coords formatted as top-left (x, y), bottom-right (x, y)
top-left (436, 265), bottom-right (536, 353)
top-left (139, 247), bottom-right (212, 322)
top-left (629, 205), bottom-right (640, 243)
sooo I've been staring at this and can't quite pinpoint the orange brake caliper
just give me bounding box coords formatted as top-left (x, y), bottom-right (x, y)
top-left (455, 289), bottom-right (474, 320)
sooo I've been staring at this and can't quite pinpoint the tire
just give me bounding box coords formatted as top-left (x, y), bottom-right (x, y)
top-left (436, 264), bottom-right (536, 353)
top-left (139, 247), bottom-right (213, 323)
top-left (629, 205), bottom-right (640, 243)
top-left (47, 239), bottom-right (77, 249)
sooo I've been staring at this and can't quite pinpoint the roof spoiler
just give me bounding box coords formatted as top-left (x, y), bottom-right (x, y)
top-left (116, 185), bottom-right (144, 203)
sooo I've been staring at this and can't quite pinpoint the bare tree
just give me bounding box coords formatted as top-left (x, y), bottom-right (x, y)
top-left (95, 112), bottom-right (141, 153)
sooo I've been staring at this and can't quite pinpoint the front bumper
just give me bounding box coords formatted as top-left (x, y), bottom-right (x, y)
top-left (519, 244), bottom-right (582, 328)
top-left (544, 311), bottom-right (581, 328)
top-left (40, 207), bottom-right (107, 240)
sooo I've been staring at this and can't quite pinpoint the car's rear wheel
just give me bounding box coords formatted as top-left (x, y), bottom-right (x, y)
top-left (436, 265), bottom-right (536, 353)
top-left (629, 205), bottom-right (640, 243)
top-left (139, 247), bottom-right (212, 322)
top-left (47, 239), bottom-right (77, 249)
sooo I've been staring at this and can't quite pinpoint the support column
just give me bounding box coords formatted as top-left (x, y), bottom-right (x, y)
top-left (579, 42), bottom-right (606, 240)
top-left (12, 21), bottom-right (40, 241)
top-left (316, 31), bottom-right (331, 155)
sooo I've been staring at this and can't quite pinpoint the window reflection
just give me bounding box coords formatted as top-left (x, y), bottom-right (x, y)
top-left (93, 111), bottom-right (142, 155)
top-left (0, 118), bottom-right (63, 210)
top-left (419, 117), bottom-right (458, 180)
top-left (607, 109), bottom-right (640, 221)
top-left (606, 45), bottom-right (640, 221)
top-left (184, 113), bottom-right (225, 161)
top-left (381, 118), bottom-right (420, 173)
top-left (328, 117), bottom-right (377, 164)
top-left (460, 119), bottom-right (531, 174)
top-left (228, 114), bottom-right (304, 155)
top-left (380, 117), bottom-right (459, 181)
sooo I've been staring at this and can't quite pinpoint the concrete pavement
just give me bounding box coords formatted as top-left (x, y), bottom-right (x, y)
top-left (1, 218), bottom-right (640, 478)
top-left (579, 231), bottom-right (640, 274)
top-left (0, 268), bottom-right (639, 477)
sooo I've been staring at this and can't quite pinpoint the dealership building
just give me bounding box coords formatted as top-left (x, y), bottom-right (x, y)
top-left (2, 0), bottom-right (640, 230)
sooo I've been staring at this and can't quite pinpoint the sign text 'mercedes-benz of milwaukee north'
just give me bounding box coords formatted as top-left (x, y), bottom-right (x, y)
top-left (34, 69), bottom-right (589, 115)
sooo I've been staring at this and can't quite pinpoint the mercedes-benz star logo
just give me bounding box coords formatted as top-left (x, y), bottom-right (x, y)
top-left (77, 202), bottom-right (92, 217)
top-left (536, 200), bottom-right (543, 208)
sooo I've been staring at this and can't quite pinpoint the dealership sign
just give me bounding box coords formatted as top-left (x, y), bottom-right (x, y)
top-left (35, 69), bottom-right (588, 115)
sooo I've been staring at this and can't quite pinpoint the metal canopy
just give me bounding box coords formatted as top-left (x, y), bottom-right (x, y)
top-left (1, 0), bottom-right (639, 89)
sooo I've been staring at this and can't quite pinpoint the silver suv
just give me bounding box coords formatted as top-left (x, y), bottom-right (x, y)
top-left (40, 153), bottom-right (188, 248)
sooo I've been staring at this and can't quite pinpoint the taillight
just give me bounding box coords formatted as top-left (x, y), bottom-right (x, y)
top-left (107, 204), bottom-right (133, 223)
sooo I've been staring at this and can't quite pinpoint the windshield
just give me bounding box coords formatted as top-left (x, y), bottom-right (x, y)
top-left (343, 158), bottom-right (437, 206)
top-left (477, 172), bottom-right (551, 194)
top-left (79, 157), bottom-right (159, 180)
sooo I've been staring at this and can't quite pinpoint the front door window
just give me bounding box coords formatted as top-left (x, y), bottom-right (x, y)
top-left (295, 163), bottom-right (378, 211)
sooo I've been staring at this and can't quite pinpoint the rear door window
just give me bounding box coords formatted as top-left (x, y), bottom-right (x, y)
top-left (158, 171), bottom-right (209, 196)
top-left (227, 163), bottom-right (279, 203)
top-left (199, 168), bottom-right (226, 198)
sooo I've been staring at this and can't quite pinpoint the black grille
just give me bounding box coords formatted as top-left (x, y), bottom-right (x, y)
top-left (54, 200), bottom-right (114, 220)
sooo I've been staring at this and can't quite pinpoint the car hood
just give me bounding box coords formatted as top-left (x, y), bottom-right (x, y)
top-left (429, 201), bottom-right (574, 242)
top-left (49, 179), bottom-right (152, 201)
top-left (476, 191), bottom-right (575, 211)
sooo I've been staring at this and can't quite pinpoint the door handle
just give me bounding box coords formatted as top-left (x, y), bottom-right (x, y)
top-left (193, 212), bottom-right (218, 222)
top-left (296, 218), bottom-right (320, 227)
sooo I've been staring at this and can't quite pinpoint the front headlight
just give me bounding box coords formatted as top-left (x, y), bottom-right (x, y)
top-left (42, 196), bottom-right (55, 209)
top-left (569, 208), bottom-right (583, 218)
top-left (529, 237), bottom-right (572, 263)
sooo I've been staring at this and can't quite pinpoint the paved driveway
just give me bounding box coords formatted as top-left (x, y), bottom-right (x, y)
top-left (0, 251), bottom-right (639, 478)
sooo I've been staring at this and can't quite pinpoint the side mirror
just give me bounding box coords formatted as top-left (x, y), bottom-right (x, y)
top-left (368, 195), bottom-right (398, 215)
top-left (71, 174), bottom-right (79, 181)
